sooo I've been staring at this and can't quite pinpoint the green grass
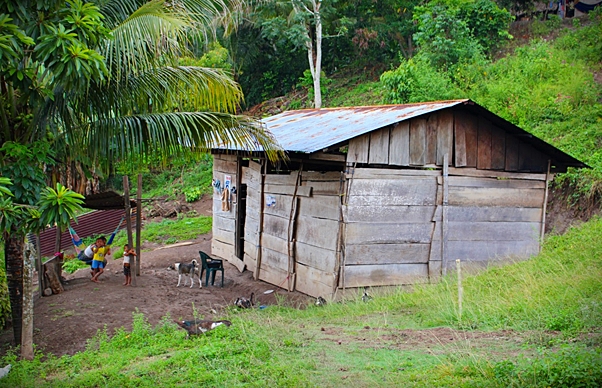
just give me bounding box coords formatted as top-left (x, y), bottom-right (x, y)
top-left (111, 154), bottom-right (213, 202)
top-left (108, 215), bottom-right (212, 259)
top-left (3, 217), bottom-right (601, 387)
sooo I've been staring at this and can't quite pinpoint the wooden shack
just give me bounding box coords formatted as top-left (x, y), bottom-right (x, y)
top-left (210, 100), bottom-right (586, 298)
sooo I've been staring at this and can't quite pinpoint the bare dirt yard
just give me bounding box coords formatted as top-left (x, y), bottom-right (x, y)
top-left (0, 234), bottom-right (311, 357)
top-left (0, 197), bottom-right (312, 357)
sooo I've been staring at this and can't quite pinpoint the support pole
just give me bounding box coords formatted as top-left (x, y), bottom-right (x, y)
top-left (123, 176), bottom-right (136, 286)
top-left (540, 160), bottom-right (552, 251)
top-left (456, 259), bottom-right (463, 322)
top-left (136, 173), bottom-right (142, 276)
top-left (441, 154), bottom-right (449, 276)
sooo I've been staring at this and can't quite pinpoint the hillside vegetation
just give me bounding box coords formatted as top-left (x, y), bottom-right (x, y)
top-left (2, 217), bottom-right (601, 386)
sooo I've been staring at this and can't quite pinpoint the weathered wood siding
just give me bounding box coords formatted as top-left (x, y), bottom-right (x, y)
top-left (341, 167), bottom-right (545, 288)
top-left (211, 154), bottom-right (238, 261)
top-left (241, 161), bottom-right (262, 274)
top-left (252, 171), bottom-right (341, 297)
top-left (342, 168), bottom-right (436, 288)
top-left (441, 174), bottom-right (544, 269)
top-left (347, 109), bottom-right (549, 173)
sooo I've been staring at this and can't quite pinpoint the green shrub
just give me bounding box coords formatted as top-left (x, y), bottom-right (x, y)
top-left (183, 186), bottom-right (202, 202)
top-left (380, 56), bottom-right (463, 104)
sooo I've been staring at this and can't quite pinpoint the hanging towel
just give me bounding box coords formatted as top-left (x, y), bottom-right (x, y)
top-left (221, 188), bottom-right (230, 212)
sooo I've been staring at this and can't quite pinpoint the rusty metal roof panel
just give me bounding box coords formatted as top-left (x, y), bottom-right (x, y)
top-left (260, 100), bottom-right (467, 153)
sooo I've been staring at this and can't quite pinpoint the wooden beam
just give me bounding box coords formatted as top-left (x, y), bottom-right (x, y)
top-left (264, 184), bottom-right (312, 197)
top-left (123, 176), bottom-right (136, 286)
top-left (448, 167), bottom-right (547, 181)
top-left (136, 174), bottom-right (142, 277)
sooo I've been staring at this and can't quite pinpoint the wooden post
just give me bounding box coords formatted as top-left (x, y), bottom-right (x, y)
top-left (123, 176), bottom-right (136, 286)
top-left (441, 154), bottom-right (449, 276)
top-left (254, 160), bottom-right (266, 280)
top-left (456, 259), bottom-right (463, 321)
top-left (287, 167), bottom-right (302, 292)
top-left (332, 171), bottom-right (346, 297)
top-left (540, 160), bottom-right (552, 251)
top-left (136, 173), bottom-right (142, 276)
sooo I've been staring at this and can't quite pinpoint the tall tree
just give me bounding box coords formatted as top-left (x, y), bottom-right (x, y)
top-left (0, 0), bottom-right (282, 351)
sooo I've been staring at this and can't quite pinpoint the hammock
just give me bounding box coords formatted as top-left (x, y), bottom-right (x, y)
top-left (69, 216), bottom-right (125, 264)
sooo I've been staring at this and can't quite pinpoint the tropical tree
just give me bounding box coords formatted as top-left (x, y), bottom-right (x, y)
top-left (0, 0), bottom-right (282, 352)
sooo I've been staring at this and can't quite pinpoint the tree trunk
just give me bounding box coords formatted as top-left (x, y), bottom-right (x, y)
top-left (21, 235), bottom-right (35, 360)
top-left (54, 227), bottom-right (63, 281)
top-left (4, 231), bottom-right (24, 345)
top-left (305, 1), bottom-right (323, 109)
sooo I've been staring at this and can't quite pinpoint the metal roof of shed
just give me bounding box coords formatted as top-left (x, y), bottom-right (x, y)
top-left (215, 99), bottom-right (586, 170)
top-left (261, 100), bottom-right (465, 153)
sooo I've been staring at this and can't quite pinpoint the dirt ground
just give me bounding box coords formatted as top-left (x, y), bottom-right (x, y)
top-left (0, 197), bottom-right (311, 357)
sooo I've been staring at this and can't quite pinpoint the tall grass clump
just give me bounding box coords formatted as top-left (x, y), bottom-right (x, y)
top-left (396, 217), bottom-right (602, 332)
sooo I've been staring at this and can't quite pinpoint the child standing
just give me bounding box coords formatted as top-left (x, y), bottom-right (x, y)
top-left (91, 236), bottom-right (110, 283)
top-left (123, 244), bottom-right (136, 286)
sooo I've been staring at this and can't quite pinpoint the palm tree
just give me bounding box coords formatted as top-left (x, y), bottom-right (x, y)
top-left (1, 0), bottom-right (282, 351)
top-left (43, 0), bottom-right (282, 168)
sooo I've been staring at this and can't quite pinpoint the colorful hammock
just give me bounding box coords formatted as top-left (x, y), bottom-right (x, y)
top-left (69, 216), bottom-right (125, 264)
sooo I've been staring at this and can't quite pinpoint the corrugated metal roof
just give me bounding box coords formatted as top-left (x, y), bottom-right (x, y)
top-left (261, 100), bottom-right (466, 153)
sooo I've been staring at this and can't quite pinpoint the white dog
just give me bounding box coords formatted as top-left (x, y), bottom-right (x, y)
top-left (168, 260), bottom-right (201, 288)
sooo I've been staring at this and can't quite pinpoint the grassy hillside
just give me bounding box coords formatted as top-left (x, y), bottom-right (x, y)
top-left (3, 217), bottom-right (601, 386)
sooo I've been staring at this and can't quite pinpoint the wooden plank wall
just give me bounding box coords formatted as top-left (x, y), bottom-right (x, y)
top-left (347, 109), bottom-right (549, 173)
top-left (296, 172), bottom-right (341, 297)
top-left (241, 161), bottom-right (262, 274)
top-left (347, 111), bottom-right (454, 168)
top-left (211, 154), bottom-right (238, 261)
top-left (342, 168), bottom-right (437, 288)
top-left (442, 174), bottom-right (545, 268)
top-left (253, 171), bottom-right (341, 297)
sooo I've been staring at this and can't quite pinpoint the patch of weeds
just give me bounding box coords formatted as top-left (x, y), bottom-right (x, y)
top-left (493, 345), bottom-right (602, 387)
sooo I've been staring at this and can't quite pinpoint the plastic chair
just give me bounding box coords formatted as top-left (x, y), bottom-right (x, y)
top-left (199, 251), bottom-right (224, 287)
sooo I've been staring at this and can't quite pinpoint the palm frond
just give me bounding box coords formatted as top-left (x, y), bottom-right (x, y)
top-left (102, 0), bottom-right (192, 79)
top-left (91, 66), bottom-right (244, 116)
top-left (87, 111), bottom-right (284, 163)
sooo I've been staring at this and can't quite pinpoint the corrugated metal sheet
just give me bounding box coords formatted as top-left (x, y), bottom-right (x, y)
top-left (215, 99), bottom-right (585, 170)
top-left (261, 100), bottom-right (466, 153)
top-left (39, 209), bottom-right (137, 257)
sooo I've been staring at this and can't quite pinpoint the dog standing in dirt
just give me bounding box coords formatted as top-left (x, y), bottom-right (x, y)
top-left (168, 259), bottom-right (201, 288)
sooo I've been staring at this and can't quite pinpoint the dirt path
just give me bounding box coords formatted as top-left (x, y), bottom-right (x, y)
top-left (0, 233), bottom-right (310, 357)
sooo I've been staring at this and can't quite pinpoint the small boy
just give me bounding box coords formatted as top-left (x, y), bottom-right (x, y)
top-left (123, 244), bottom-right (136, 286)
top-left (91, 237), bottom-right (110, 283)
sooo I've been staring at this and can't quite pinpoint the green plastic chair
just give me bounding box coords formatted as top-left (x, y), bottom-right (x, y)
top-left (199, 251), bottom-right (224, 287)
